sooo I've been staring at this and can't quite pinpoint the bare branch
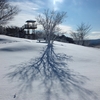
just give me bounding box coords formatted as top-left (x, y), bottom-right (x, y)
top-left (0, 0), bottom-right (20, 25)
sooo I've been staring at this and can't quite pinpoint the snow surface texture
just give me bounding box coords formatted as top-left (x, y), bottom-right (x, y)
top-left (0, 35), bottom-right (100, 100)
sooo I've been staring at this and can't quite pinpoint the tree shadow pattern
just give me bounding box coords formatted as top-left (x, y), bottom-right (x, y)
top-left (6, 44), bottom-right (98, 100)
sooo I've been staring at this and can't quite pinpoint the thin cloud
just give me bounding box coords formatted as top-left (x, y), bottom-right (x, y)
top-left (33, 24), bottom-right (73, 34)
top-left (59, 24), bottom-right (73, 33)
top-left (91, 31), bottom-right (100, 34)
top-left (53, 0), bottom-right (64, 10)
top-left (9, 1), bottom-right (40, 13)
top-left (87, 31), bottom-right (100, 39)
top-left (72, 0), bottom-right (83, 6)
top-left (53, 0), bottom-right (64, 4)
top-left (7, 13), bottom-right (36, 27)
top-left (8, 0), bottom-right (43, 27)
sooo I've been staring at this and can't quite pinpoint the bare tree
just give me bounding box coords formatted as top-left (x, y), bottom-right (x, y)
top-left (0, 0), bottom-right (20, 25)
top-left (36, 9), bottom-right (67, 46)
top-left (70, 31), bottom-right (81, 44)
top-left (71, 23), bottom-right (91, 45)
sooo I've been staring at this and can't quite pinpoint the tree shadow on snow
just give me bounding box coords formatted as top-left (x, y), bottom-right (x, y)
top-left (6, 44), bottom-right (98, 100)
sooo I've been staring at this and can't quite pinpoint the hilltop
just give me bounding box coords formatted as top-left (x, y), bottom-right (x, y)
top-left (0, 35), bottom-right (100, 100)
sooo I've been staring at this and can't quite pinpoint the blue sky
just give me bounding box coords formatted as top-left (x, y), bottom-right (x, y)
top-left (8, 0), bottom-right (100, 39)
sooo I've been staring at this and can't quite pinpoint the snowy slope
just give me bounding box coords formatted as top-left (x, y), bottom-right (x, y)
top-left (0, 35), bottom-right (100, 100)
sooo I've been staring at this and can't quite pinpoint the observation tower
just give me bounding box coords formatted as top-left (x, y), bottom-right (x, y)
top-left (22, 20), bottom-right (37, 39)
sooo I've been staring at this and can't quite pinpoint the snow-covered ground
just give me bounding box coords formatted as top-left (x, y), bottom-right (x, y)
top-left (0, 35), bottom-right (100, 100)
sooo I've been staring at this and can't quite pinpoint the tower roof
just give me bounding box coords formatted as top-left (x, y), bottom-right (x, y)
top-left (26, 20), bottom-right (36, 23)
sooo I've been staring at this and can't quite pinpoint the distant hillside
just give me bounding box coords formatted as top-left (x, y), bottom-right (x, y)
top-left (88, 39), bottom-right (100, 47)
